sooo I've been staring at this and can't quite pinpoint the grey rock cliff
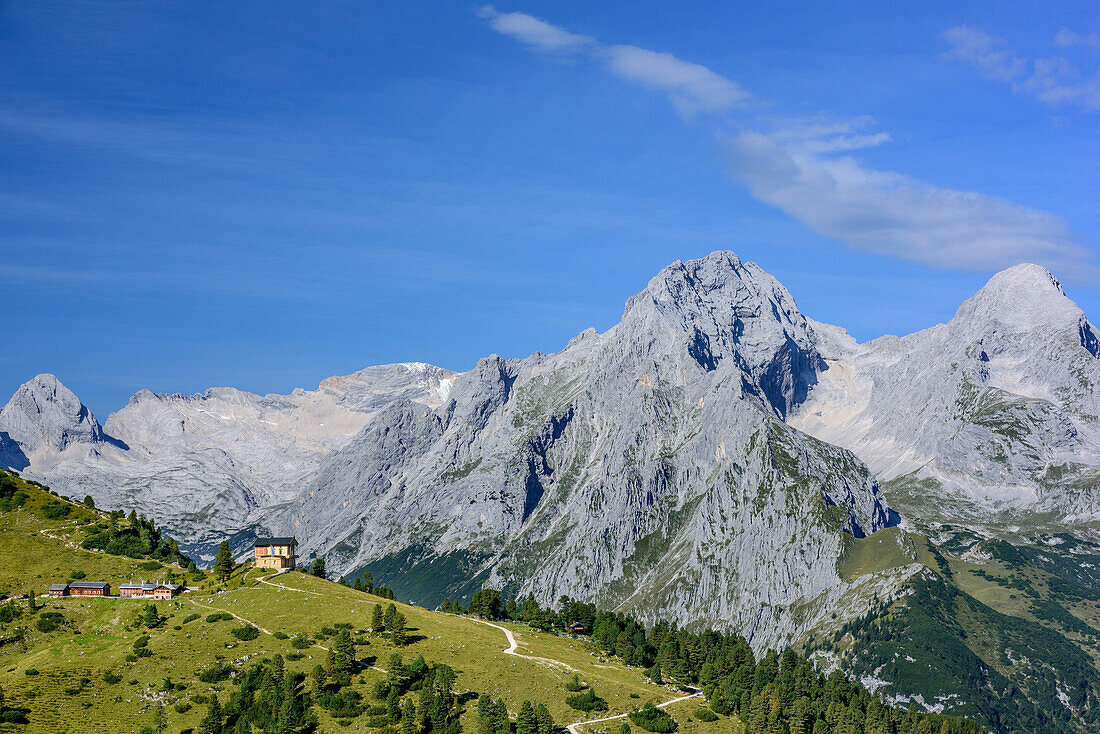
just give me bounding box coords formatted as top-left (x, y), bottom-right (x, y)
top-left (285, 252), bottom-right (893, 649)
top-left (790, 263), bottom-right (1100, 529)
top-left (0, 363), bottom-right (455, 558)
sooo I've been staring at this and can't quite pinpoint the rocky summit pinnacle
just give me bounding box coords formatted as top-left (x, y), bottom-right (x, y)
top-left (0, 374), bottom-right (104, 456)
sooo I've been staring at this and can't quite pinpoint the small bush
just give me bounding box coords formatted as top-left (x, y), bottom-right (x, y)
top-left (36, 616), bottom-right (59, 633)
top-left (174, 702), bottom-right (192, 714)
top-left (286, 652), bottom-right (305, 662)
top-left (628, 703), bottom-right (677, 733)
top-left (273, 631), bottom-right (288, 639)
top-left (291, 634), bottom-right (311, 649)
top-left (42, 502), bottom-right (71, 520)
top-left (197, 662), bottom-right (233, 683)
top-left (181, 613), bottom-right (201, 625)
top-left (191, 694), bottom-right (209, 705)
top-left (139, 560), bottom-right (163, 571)
top-left (69, 570), bottom-right (86, 580)
top-left (125, 653), bottom-right (138, 663)
top-left (24, 668), bottom-right (38, 676)
top-left (694, 708), bottom-right (717, 722)
top-left (103, 671), bottom-right (123, 684)
top-left (231, 624), bottom-right (260, 641)
top-left (205, 612), bottom-right (233, 623)
top-left (565, 689), bottom-right (609, 713)
top-left (564, 674), bottom-right (585, 692)
top-left (319, 626), bottom-right (337, 637)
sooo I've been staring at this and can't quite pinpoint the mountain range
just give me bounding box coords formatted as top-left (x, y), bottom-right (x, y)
top-left (4, 251), bottom-right (1099, 732)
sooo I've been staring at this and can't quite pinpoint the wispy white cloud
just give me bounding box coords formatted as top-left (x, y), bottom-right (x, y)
top-left (942, 26), bottom-right (1100, 111)
top-left (481, 9), bottom-right (1096, 274)
top-left (477, 6), bottom-right (592, 52)
top-left (478, 6), bottom-right (746, 116)
top-left (768, 115), bottom-right (892, 153)
top-left (941, 27), bottom-right (1025, 82)
top-left (724, 132), bottom-right (1090, 273)
top-left (602, 45), bottom-right (748, 115)
top-left (1055, 28), bottom-right (1100, 50)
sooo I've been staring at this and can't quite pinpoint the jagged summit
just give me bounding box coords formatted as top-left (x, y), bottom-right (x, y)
top-left (619, 251), bottom-right (821, 417)
top-left (955, 262), bottom-right (1082, 331)
top-left (0, 373), bottom-right (104, 456)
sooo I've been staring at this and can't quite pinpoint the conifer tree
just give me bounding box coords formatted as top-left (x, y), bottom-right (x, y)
top-left (535, 703), bottom-right (554, 734)
top-left (387, 686), bottom-right (401, 722)
top-left (214, 541), bottom-right (234, 581)
top-left (311, 557), bottom-right (326, 579)
top-left (200, 693), bottom-right (222, 734)
top-left (384, 603), bottom-right (398, 630)
top-left (516, 701), bottom-right (537, 734)
top-left (391, 612), bottom-right (409, 646)
top-left (372, 603), bottom-right (384, 631)
top-left (400, 700), bottom-right (419, 734)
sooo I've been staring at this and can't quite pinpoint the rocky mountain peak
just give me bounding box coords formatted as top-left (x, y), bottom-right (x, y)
top-left (0, 373), bottom-right (104, 455)
top-left (954, 262), bottom-right (1083, 333)
top-left (621, 251), bottom-right (821, 417)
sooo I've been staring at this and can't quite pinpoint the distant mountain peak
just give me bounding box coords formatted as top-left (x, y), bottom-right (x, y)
top-left (955, 262), bottom-right (1081, 331)
top-left (0, 373), bottom-right (104, 456)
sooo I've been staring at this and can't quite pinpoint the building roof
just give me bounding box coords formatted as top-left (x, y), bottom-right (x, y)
top-left (68, 581), bottom-right (109, 589)
top-left (255, 537), bottom-right (297, 546)
top-left (49, 584), bottom-right (69, 591)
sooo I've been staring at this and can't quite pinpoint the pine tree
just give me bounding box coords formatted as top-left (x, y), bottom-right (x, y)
top-left (387, 687), bottom-right (401, 722)
top-left (400, 700), bottom-right (419, 734)
top-left (143, 603), bottom-right (160, 628)
top-left (618, 722), bottom-right (631, 734)
top-left (214, 541), bottom-right (234, 581)
top-left (200, 693), bottom-right (222, 734)
top-left (311, 557), bottom-right (326, 579)
top-left (516, 701), bottom-right (537, 734)
top-left (310, 664), bottom-right (327, 699)
top-left (334, 630), bottom-right (356, 679)
top-left (325, 647), bottom-right (336, 678)
top-left (391, 612), bottom-right (409, 646)
top-left (430, 693), bottom-right (449, 733)
top-left (384, 603), bottom-right (398, 630)
top-left (362, 571), bottom-right (374, 593)
top-left (372, 603), bottom-right (385, 631)
top-left (534, 703), bottom-right (554, 734)
top-left (272, 654), bottom-right (285, 685)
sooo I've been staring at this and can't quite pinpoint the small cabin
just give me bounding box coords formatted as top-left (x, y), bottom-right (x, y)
top-left (48, 584), bottom-right (69, 598)
top-left (150, 583), bottom-right (183, 600)
top-left (68, 581), bottom-right (110, 597)
top-left (118, 583), bottom-right (148, 599)
top-left (120, 582), bottom-right (184, 600)
top-left (567, 621), bottom-right (587, 635)
top-left (254, 537), bottom-right (299, 570)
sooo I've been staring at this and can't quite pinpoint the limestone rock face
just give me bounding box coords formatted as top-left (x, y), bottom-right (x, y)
top-left (790, 264), bottom-right (1100, 528)
top-left (0, 364), bottom-right (455, 559)
top-left (285, 252), bottom-right (893, 649)
top-left (0, 374), bottom-right (104, 455)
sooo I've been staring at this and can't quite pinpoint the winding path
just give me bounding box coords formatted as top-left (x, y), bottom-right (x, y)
top-left (190, 575), bottom-right (702, 732)
top-left (466, 619), bottom-right (702, 734)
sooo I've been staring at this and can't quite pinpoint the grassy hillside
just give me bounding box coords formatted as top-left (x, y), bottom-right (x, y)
top-left (0, 470), bottom-right (982, 734)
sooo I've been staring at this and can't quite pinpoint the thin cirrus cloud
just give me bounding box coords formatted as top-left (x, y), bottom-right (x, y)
top-left (480, 8), bottom-right (1095, 275)
top-left (478, 5), bottom-right (747, 116)
top-left (942, 26), bottom-right (1100, 111)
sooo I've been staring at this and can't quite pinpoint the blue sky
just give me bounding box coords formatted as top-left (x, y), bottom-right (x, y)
top-left (2, 1), bottom-right (1098, 419)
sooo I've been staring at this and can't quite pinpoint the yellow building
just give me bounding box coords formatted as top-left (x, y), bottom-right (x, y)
top-left (254, 537), bottom-right (299, 570)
